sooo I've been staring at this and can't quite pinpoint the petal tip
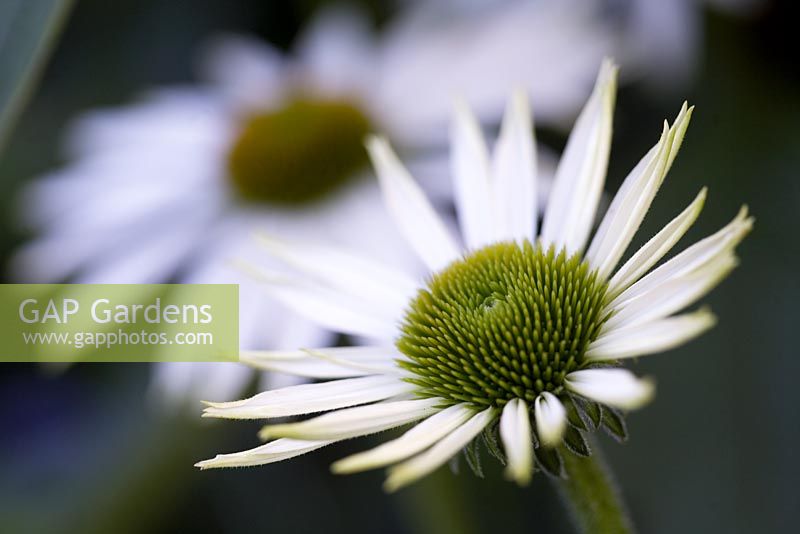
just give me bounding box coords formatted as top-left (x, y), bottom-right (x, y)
top-left (195, 458), bottom-right (216, 470)
top-left (534, 393), bottom-right (567, 447)
top-left (632, 377), bottom-right (656, 409)
top-left (364, 135), bottom-right (391, 159)
top-left (505, 465), bottom-right (533, 486)
top-left (382, 473), bottom-right (405, 494)
top-left (329, 460), bottom-right (349, 475)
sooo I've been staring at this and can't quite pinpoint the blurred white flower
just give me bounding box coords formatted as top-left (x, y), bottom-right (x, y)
top-left (12, 1), bottom-right (621, 407)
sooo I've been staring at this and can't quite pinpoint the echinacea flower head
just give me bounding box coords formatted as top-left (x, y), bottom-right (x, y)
top-left (197, 60), bottom-right (752, 491)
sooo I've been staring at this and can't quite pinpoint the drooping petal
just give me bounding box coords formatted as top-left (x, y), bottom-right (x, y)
top-left (451, 100), bottom-right (493, 250)
top-left (534, 392), bottom-right (567, 447)
top-left (241, 346), bottom-right (402, 379)
top-left (331, 403), bottom-right (473, 474)
top-left (256, 233), bottom-right (418, 317)
top-left (499, 399), bottom-right (534, 485)
top-left (603, 252), bottom-right (737, 332)
top-left (195, 438), bottom-right (334, 469)
top-left (242, 355), bottom-right (396, 379)
top-left (238, 264), bottom-right (397, 340)
top-left (384, 407), bottom-right (496, 492)
top-left (586, 308), bottom-right (717, 361)
top-left (565, 369), bottom-right (655, 410)
top-left (610, 206), bottom-right (753, 309)
top-left (246, 359), bottom-right (367, 379)
top-left (586, 103), bottom-right (693, 280)
top-left (202, 375), bottom-right (411, 419)
top-left (259, 398), bottom-right (442, 441)
top-left (366, 136), bottom-right (461, 272)
top-left (491, 89), bottom-right (537, 244)
top-left (243, 346), bottom-right (402, 362)
top-left (540, 59), bottom-right (617, 255)
top-left (607, 187), bottom-right (707, 298)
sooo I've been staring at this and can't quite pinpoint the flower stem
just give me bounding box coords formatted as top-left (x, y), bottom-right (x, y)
top-left (556, 445), bottom-right (636, 534)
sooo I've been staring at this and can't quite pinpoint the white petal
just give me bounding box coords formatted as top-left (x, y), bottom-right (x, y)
top-left (238, 264), bottom-right (397, 340)
top-left (451, 100), bottom-right (493, 250)
top-left (331, 403), bottom-right (473, 474)
top-left (603, 252), bottom-right (737, 332)
top-left (260, 398), bottom-right (441, 441)
top-left (586, 103), bottom-right (693, 280)
top-left (241, 346), bottom-right (402, 379)
top-left (298, 347), bottom-right (405, 375)
top-left (587, 308), bottom-right (717, 361)
top-left (491, 89), bottom-right (537, 243)
top-left (367, 136), bottom-right (461, 272)
top-left (534, 392), bottom-right (567, 447)
top-left (607, 187), bottom-right (707, 298)
top-left (195, 438), bottom-right (334, 470)
top-left (242, 346), bottom-right (401, 362)
top-left (266, 282), bottom-right (397, 340)
top-left (499, 399), bottom-right (534, 485)
top-left (384, 407), bottom-right (496, 492)
top-left (202, 375), bottom-right (410, 419)
top-left (256, 233), bottom-right (418, 320)
top-left (610, 206), bottom-right (753, 309)
top-left (565, 369), bottom-right (655, 410)
top-left (540, 59), bottom-right (617, 255)
top-left (242, 356), bottom-right (391, 379)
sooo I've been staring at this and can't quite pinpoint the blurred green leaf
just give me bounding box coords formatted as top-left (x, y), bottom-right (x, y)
top-left (0, 0), bottom-right (73, 153)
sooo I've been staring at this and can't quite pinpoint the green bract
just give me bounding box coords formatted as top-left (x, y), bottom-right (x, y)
top-left (398, 241), bottom-right (610, 408)
top-left (227, 98), bottom-right (370, 205)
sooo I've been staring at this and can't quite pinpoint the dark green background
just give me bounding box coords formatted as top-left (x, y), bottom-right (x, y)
top-left (0, 1), bottom-right (797, 532)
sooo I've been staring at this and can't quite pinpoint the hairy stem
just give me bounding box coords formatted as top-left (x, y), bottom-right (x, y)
top-left (556, 445), bottom-right (635, 534)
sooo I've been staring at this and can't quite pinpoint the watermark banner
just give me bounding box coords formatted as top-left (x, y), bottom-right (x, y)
top-left (0, 284), bottom-right (239, 362)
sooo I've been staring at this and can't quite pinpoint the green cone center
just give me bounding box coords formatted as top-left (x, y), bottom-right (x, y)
top-left (398, 241), bottom-right (610, 408)
top-left (227, 98), bottom-right (371, 205)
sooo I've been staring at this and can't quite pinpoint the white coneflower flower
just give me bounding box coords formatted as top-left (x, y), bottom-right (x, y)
top-left (12, 2), bottom-right (619, 405)
top-left (197, 60), bottom-right (752, 490)
top-left (196, 61), bottom-right (752, 490)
